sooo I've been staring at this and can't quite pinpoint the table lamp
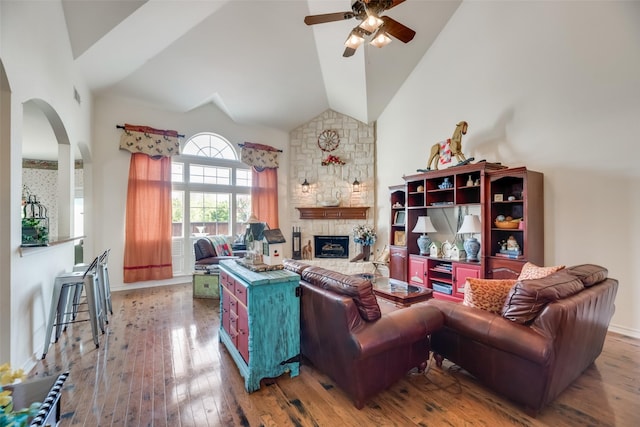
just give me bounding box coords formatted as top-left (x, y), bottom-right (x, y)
top-left (412, 216), bottom-right (437, 255)
top-left (458, 214), bottom-right (482, 261)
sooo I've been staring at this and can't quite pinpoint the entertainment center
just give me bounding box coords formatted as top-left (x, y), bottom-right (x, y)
top-left (388, 162), bottom-right (544, 301)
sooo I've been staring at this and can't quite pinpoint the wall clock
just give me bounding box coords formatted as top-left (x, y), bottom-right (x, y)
top-left (317, 130), bottom-right (340, 152)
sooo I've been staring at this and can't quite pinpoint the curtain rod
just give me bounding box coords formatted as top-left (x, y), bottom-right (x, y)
top-left (116, 124), bottom-right (185, 138)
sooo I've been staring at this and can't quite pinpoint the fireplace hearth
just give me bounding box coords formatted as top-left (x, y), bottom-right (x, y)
top-left (314, 236), bottom-right (349, 259)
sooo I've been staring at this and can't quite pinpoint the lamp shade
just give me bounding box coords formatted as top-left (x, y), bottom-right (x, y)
top-left (412, 216), bottom-right (437, 234)
top-left (458, 215), bottom-right (482, 234)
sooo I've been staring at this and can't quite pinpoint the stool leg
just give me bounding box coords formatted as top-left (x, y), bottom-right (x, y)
top-left (83, 274), bottom-right (101, 348)
top-left (55, 285), bottom-right (72, 342)
top-left (43, 282), bottom-right (63, 359)
top-left (96, 265), bottom-right (109, 325)
top-left (102, 264), bottom-right (113, 315)
top-left (71, 283), bottom-right (83, 320)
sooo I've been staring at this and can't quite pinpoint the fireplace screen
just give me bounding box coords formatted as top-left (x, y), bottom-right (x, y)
top-left (314, 236), bottom-right (349, 259)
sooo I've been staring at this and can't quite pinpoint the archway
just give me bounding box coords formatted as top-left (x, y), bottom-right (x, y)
top-left (22, 98), bottom-right (73, 241)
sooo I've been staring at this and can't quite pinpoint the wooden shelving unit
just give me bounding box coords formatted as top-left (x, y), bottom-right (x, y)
top-left (389, 162), bottom-right (543, 300)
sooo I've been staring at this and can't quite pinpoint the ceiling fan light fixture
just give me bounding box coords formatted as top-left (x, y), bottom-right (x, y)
top-left (370, 29), bottom-right (392, 48)
top-left (344, 28), bottom-right (366, 49)
top-left (359, 13), bottom-right (383, 33)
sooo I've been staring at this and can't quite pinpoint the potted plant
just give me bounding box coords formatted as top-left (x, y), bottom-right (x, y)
top-left (21, 217), bottom-right (49, 246)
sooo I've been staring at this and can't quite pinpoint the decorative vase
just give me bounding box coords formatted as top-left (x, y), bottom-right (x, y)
top-left (463, 237), bottom-right (481, 262)
top-left (417, 234), bottom-right (431, 255)
top-left (362, 245), bottom-right (371, 261)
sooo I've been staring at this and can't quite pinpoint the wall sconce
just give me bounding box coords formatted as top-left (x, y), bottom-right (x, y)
top-left (352, 178), bottom-right (360, 193)
top-left (301, 178), bottom-right (310, 193)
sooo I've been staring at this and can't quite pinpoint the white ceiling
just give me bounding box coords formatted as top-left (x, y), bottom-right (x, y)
top-left (24, 0), bottom-right (461, 159)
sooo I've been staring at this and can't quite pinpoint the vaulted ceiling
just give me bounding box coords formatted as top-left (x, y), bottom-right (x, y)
top-left (24, 0), bottom-right (461, 160)
top-left (67, 0), bottom-right (461, 129)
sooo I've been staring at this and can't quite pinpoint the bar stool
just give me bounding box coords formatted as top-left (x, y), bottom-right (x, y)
top-left (42, 256), bottom-right (103, 359)
top-left (73, 249), bottom-right (112, 323)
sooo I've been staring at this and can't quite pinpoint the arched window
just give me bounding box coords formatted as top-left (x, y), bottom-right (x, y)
top-left (171, 133), bottom-right (251, 273)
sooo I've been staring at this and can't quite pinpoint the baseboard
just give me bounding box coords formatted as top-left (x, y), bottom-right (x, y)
top-left (111, 274), bottom-right (191, 292)
top-left (608, 324), bottom-right (640, 340)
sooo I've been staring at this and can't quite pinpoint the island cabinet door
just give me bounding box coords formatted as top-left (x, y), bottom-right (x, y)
top-left (221, 287), bottom-right (232, 334)
top-left (237, 303), bottom-right (249, 363)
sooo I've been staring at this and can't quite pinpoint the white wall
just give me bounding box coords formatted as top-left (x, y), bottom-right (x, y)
top-left (92, 95), bottom-right (290, 289)
top-left (376, 1), bottom-right (640, 337)
top-left (1, 1), bottom-right (93, 368)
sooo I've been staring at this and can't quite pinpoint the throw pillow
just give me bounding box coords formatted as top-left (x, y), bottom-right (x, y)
top-left (463, 278), bottom-right (517, 314)
top-left (517, 262), bottom-right (565, 280)
top-left (208, 236), bottom-right (233, 257)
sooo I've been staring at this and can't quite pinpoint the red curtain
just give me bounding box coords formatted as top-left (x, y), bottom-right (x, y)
top-left (123, 153), bottom-right (173, 283)
top-left (251, 167), bottom-right (279, 229)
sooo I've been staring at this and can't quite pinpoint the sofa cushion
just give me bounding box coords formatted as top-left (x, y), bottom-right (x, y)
top-left (463, 278), bottom-right (517, 314)
top-left (282, 259), bottom-right (312, 275)
top-left (565, 264), bottom-right (608, 287)
top-left (301, 266), bottom-right (381, 321)
top-left (502, 269), bottom-right (584, 324)
top-left (517, 262), bottom-right (565, 280)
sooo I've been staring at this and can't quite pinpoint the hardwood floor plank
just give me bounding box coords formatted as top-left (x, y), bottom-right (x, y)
top-left (26, 283), bottom-right (640, 427)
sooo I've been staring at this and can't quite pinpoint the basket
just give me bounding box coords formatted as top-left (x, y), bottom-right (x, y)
top-left (494, 220), bottom-right (520, 229)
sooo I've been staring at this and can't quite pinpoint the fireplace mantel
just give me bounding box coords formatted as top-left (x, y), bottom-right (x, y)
top-left (296, 207), bottom-right (369, 220)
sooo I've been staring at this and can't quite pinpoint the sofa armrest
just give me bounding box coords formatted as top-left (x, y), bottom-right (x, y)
top-left (351, 305), bottom-right (443, 360)
top-left (428, 299), bottom-right (551, 365)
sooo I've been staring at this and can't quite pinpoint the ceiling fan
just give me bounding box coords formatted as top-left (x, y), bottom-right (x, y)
top-left (304, 0), bottom-right (415, 57)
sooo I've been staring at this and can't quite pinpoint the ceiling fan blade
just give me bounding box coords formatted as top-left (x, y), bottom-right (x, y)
top-left (381, 16), bottom-right (415, 43)
top-left (385, 0), bottom-right (407, 10)
top-left (304, 11), bottom-right (355, 25)
top-left (343, 46), bottom-right (357, 57)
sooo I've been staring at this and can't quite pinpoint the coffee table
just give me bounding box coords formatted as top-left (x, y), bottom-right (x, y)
top-left (371, 277), bottom-right (433, 307)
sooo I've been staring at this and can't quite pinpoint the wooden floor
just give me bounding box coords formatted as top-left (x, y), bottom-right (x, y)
top-left (29, 283), bottom-right (639, 426)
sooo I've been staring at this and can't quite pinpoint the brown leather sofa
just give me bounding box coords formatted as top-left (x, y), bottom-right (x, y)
top-left (426, 264), bottom-right (618, 416)
top-left (283, 259), bottom-right (444, 409)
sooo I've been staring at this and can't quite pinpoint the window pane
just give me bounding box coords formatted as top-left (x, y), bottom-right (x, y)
top-left (182, 133), bottom-right (237, 160)
top-left (235, 194), bottom-right (251, 238)
top-left (190, 192), bottom-right (230, 235)
top-left (171, 191), bottom-right (184, 237)
top-left (189, 164), bottom-right (231, 185)
top-left (236, 169), bottom-right (252, 187)
top-left (171, 162), bottom-right (183, 183)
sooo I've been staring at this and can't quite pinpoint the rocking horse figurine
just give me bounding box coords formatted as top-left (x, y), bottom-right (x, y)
top-left (423, 121), bottom-right (473, 171)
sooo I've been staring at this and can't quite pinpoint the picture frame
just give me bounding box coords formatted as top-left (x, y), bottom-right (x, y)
top-left (393, 211), bottom-right (406, 225)
top-left (394, 231), bottom-right (406, 246)
top-left (494, 194), bottom-right (504, 202)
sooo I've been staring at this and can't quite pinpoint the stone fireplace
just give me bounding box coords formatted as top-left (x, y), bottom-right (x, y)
top-left (314, 235), bottom-right (349, 259)
top-left (288, 109), bottom-right (377, 274)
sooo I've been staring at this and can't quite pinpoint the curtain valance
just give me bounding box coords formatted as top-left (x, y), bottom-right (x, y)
top-left (119, 123), bottom-right (181, 157)
top-left (240, 142), bottom-right (282, 169)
